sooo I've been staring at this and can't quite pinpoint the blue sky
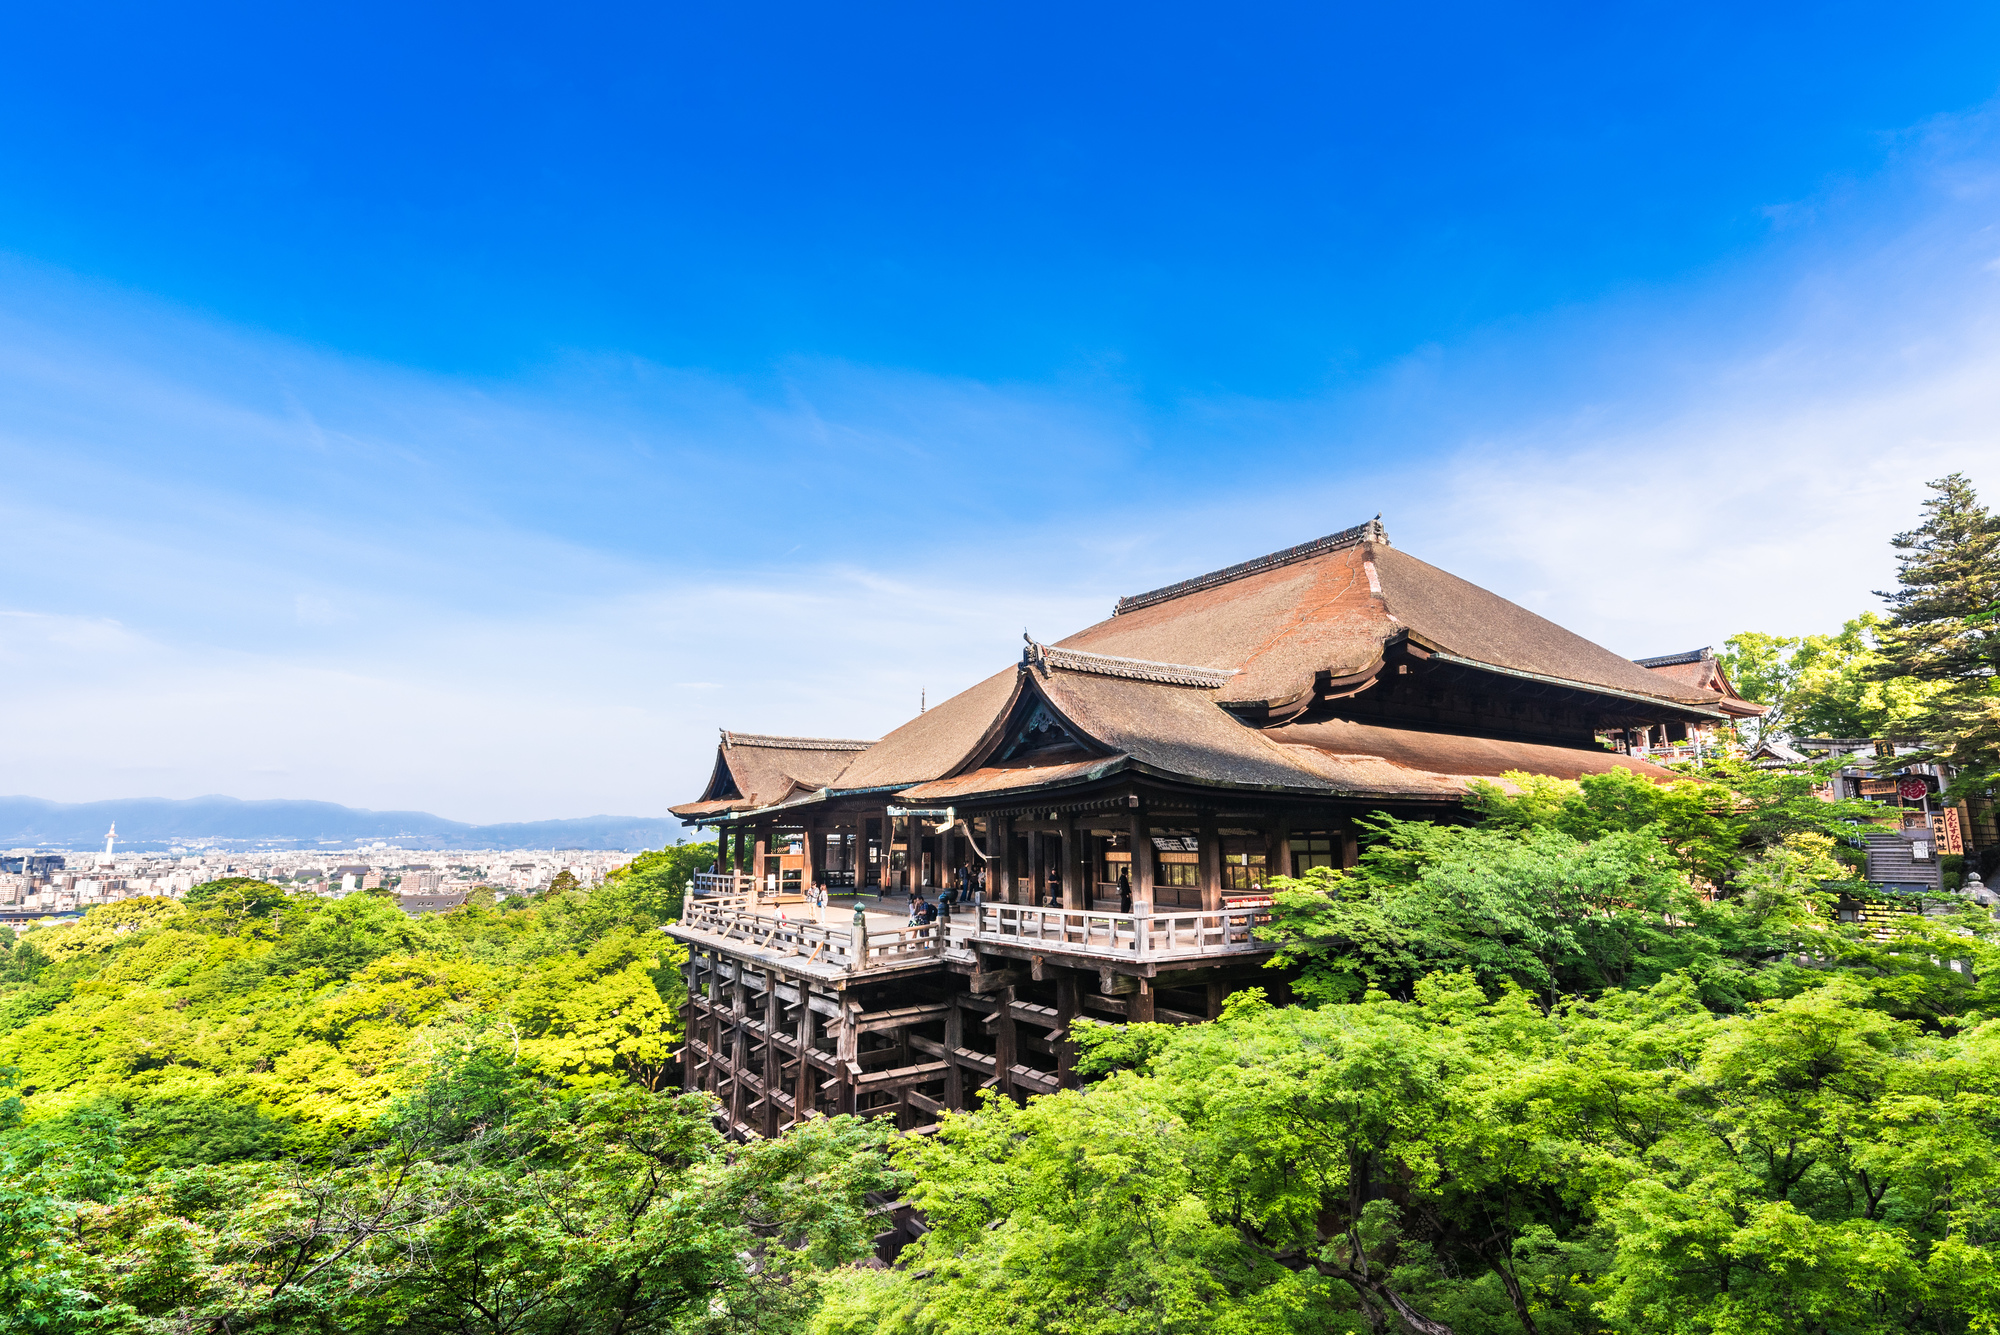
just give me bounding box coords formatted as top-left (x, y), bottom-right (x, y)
top-left (2, 2), bottom-right (1999, 822)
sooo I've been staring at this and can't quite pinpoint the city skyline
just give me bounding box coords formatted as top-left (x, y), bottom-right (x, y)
top-left (2, 4), bottom-right (1998, 822)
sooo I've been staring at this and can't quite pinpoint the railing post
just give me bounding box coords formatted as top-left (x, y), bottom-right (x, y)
top-left (852, 900), bottom-right (868, 972)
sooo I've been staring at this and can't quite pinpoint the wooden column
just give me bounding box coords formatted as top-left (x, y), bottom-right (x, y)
top-left (753, 822), bottom-right (771, 894)
top-left (1340, 816), bottom-right (1360, 870)
top-left (679, 955), bottom-right (697, 1083)
top-left (996, 984), bottom-right (1019, 1099)
top-left (995, 815), bottom-right (1015, 904)
top-left (893, 1021), bottom-right (913, 1129)
top-left (1273, 815), bottom-right (1293, 882)
top-left (1054, 971), bottom-right (1080, 1087)
top-left (705, 951), bottom-right (724, 1094)
top-left (835, 998), bottom-right (859, 1115)
top-left (885, 807), bottom-right (899, 895)
top-left (1200, 813), bottom-right (1222, 912)
top-left (762, 972), bottom-right (782, 1137)
top-left (794, 994), bottom-right (817, 1118)
top-left (729, 968), bottom-right (749, 1131)
top-left (943, 1000), bottom-right (966, 1110)
top-left (1129, 803), bottom-right (1153, 914)
top-left (1027, 826), bottom-right (1045, 907)
top-left (801, 818), bottom-right (818, 889)
top-left (1129, 975), bottom-right (1156, 1023)
top-left (1062, 816), bottom-right (1083, 909)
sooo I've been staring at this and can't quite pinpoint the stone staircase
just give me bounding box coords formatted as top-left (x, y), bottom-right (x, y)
top-left (1863, 831), bottom-right (1941, 892)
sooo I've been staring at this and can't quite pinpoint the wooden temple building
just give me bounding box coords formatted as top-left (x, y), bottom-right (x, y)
top-left (1625, 646), bottom-right (1767, 759)
top-left (666, 519), bottom-right (1744, 1138)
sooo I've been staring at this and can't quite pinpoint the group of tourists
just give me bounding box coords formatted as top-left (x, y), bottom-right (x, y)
top-left (907, 879), bottom-right (974, 927)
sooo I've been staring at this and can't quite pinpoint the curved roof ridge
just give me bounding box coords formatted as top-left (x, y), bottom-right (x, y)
top-left (1111, 516), bottom-right (1388, 616)
top-left (1633, 647), bottom-right (1712, 668)
top-left (722, 731), bottom-right (875, 751)
top-left (1033, 642), bottom-right (1240, 688)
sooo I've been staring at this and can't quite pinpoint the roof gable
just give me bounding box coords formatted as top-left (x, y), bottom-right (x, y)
top-left (678, 731), bottom-right (875, 813)
top-left (828, 667), bottom-right (1022, 791)
top-left (1058, 522), bottom-right (1724, 714)
top-left (1633, 648), bottom-right (1766, 716)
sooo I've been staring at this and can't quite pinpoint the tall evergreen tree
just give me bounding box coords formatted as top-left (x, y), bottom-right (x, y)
top-left (1872, 472), bottom-right (2000, 791)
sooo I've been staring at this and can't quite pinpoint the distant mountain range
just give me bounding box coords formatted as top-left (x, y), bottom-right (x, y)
top-left (0, 795), bottom-right (681, 852)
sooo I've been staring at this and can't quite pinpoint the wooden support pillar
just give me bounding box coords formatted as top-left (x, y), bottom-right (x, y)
top-left (729, 968), bottom-right (749, 1131)
top-left (1273, 815), bottom-right (1293, 882)
top-left (1027, 826), bottom-right (1045, 908)
top-left (762, 971), bottom-right (782, 1138)
top-left (1206, 980), bottom-right (1229, 1019)
top-left (1200, 813), bottom-right (1222, 912)
top-left (1340, 816), bottom-right (1359, 870)
top-left (802, 817), bottom-right (818, 889)
top-left (944, 998), bottom-right (966, 1110)
top-left (1129, 803), bottom-right (1153, 915)
top-left (995, 815), bottom-right (1015, 904)
top-left (753, 821), bottom-right (772, 895)
top-left (1130, 975), bottom-right (1157, 1024)
top-left (892, 1019), bottom-right (913, 1128)
top-left (795, 996), bottom-right (818, 1118)
top-left (1054, 971), bottom-right (1080, 1087)
top-left (835, 998), bottom-right (858, 1115)
top-left (705, 950), bottom-right (724, 1094)
top-left (884, 807), bottom-right (899, 895)
top-left (1062, 816), bottom-right (1083, 909)
top-left (996, 985), bottom-right (1019, 1100)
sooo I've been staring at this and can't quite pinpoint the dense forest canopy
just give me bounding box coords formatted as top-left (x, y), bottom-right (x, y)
top-left (8, 773), bottom-right (1999, 1334)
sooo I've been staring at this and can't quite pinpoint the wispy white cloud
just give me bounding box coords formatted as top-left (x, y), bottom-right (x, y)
top-left (1, 105), bottom-right (1998, 820)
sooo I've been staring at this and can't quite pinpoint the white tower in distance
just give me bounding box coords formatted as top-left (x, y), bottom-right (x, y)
top-left (105, 823), bottom-right (116, 857)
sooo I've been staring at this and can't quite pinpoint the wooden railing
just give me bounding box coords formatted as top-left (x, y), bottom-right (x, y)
top-left (690, 871), bottom-right (753, 898)
top-left (676, 897), bottom-right (946, 971)
top-left (971, 903), bottom-right (1267, 960)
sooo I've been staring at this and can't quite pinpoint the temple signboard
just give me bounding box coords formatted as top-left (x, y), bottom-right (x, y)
top-left (1932, 809), bottom-right (1964, 856)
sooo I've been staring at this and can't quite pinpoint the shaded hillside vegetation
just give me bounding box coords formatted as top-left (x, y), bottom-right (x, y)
top-left (815, 766), bottom-right (2000, 1335)
top-left (0, 845), bottom-right (901, 1333)
top-left (7, 773), bottom-right (2000, 1333)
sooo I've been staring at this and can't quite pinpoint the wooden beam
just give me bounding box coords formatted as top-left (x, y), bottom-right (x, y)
top-left (855, 1061), bottom-right (951, 1093)
top-left (969, 968), bottom-right (1024, 994)
top-left (1009, 1064), bottom-right (1061, 1096)
top-left (1009, 999), bottom-right (1060, 1025)
top-left (853, 1002), bottom-right (955, 1034)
